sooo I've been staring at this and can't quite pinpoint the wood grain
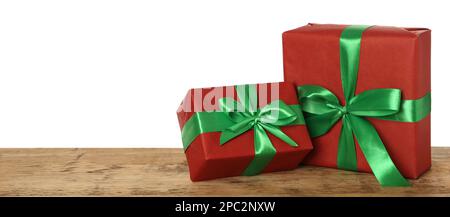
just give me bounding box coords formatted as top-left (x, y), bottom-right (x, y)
top-left (0, 148), bottom-right (449, 196)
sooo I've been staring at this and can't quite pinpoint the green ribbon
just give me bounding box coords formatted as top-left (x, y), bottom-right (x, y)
top-left (181, 84), bottom-right (305, 176)
top-left (297, 25), bottom-right (431, 186)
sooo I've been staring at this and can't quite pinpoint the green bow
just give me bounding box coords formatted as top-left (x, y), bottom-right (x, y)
top-left (219, 85), bottom-right (299, 175)
top-left (181, 84), bottom-right (305, 176)
top-left (297, 25), bottom-right (431, 186)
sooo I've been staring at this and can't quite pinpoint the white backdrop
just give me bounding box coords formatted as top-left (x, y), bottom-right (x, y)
top-left (0, 0), bottom-right (448, 147)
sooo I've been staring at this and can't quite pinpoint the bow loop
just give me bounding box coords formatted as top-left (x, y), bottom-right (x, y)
top-left (219, 97), bottom-right (252, 123)
top-left (236, 84), bottom-right (258, 114)
top-left (298, 85), bottom-right (341, 115)
top-left (347, 88), bottom-right (401, 117)
top-left (258, 100), bottom-right (298, 126)
top-left (219, 97), bottom-right (299, 147)
top-left (305, 110), bottom-right (343, 137)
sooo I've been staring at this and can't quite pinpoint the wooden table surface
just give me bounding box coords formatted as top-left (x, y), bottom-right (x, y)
top-left (1, 148), bottom-right (449, 196)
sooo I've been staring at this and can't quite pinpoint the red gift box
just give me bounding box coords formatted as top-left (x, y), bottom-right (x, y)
top-left (283, 24), bottom-right (431, 181)
top-left (177, 82), bottom-right (313, 181)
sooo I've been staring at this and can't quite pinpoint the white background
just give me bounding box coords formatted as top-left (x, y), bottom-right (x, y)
top-left (0, 1), bottom-right (448, 147)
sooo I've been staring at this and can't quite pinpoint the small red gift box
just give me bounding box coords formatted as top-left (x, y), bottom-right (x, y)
top-left (283, 24), bottom-right (431, 186)
top-left (177, 82), bottom-right (313, 181)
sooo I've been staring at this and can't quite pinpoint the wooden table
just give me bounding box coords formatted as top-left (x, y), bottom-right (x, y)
top-left (1, 148), bottom-right (449, 196)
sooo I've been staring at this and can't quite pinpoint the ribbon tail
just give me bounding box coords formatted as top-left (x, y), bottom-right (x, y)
top-left (348, 115), bottom-right (410, 187)
top-left (337, 115), bottom-right (358, 171)
top-left (219, 119), bottom-right (254, 145)
top-left (242, 124), bottom-right (277, 176)
top-left (260, 123), bottom-right (298, 147)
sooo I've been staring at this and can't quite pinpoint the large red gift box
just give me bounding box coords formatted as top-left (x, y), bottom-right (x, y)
top-left (177, 82), bottom-right (313, 181)
top-left (283, 24), bottom-right (431, 180)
